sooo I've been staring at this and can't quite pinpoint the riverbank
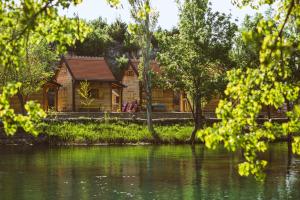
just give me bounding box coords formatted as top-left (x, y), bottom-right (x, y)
top-left (44, 121), bottom-right (195, 145)
top-left (0, 121), bottom-right (195, 145)
top-left (0, 118), bottom-right (294, 146)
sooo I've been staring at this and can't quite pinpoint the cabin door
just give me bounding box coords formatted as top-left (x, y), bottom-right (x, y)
top-left (173, 92), bottom-right (181, 112)
top-left (46, 88), bottom-right (57, 111)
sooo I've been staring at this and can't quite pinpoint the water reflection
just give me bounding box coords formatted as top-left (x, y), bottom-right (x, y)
top-left (0, 144), bottom-right (299, 200)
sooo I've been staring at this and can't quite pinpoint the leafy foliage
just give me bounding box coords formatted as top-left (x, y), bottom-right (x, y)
top-left (71, 18), bottom-right (139, 57)
top-left (69, 18), bottom-right (139, 80)
top-left (0, 0), bottom-right (90, 135)
top-left (199, 0), bottom-right (300, 180)
top-left (0, 83), bottom-right (46, 136)
top-left (231, 14), bottom-right (264, 69)
top-left (44, 121), bottom-right (194, 143)
top-left (127, 0), bottom-right (159, 138)
top-left (157, 0), bottom-right (237, 143)
top-left (106, 0), bottom-right (121, 7)
top-left (109, 0), bottom-right (159, 138)
top-left (70, 18), bottom-right (111, 56)
top-left (77, 80), bottom-right (94, 107)
top-left (0, 38), bottom-right (58, 114)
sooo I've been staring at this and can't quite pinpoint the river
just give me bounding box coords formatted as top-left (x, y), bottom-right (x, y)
top-left (0, 144), bottom-right (299, 199)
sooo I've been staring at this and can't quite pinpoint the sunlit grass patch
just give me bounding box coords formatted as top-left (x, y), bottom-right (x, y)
top-left (43, 121), bottom-right (194, 144)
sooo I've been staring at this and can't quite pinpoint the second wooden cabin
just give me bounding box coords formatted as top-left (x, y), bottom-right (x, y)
top-left (122, 59), bottom-right (220, 113)
top-left (122, 59), bottom-right (183, 112)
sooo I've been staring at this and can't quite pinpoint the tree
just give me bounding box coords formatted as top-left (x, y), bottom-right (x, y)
top-left (157, 0), bottom-right (237, 144)
top-left (199, 0), bottom-right (300, 180)
top-left (70, 17), bottom-right (111, 57)
top-left (0, 0), bottom-right (90, 135)
top-left (77, 80), bottom-right (94, 109)
top-left (232, 13), bottom-right (277, 118)
top-left (232, 14), bottom-right (263, 70)
top-left (128, 0), bottom-right (159, 139)
top-left (70, 18), bottom-right (139, 80)
top-left (109, 0), bottom-right (159, 139)
top-left (0, 38), bottom-right (58, 114)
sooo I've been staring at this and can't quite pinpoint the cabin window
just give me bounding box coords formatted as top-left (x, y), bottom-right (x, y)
top-left (115, 96), bottom-right (120, 103)
top-left (89, 89), bottom-right (99, 99)
top-left (126, 70), bottom-right (134, 76)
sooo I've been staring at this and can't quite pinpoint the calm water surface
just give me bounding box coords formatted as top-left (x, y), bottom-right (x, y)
top-left (0, 144), bottom-right (299, 200)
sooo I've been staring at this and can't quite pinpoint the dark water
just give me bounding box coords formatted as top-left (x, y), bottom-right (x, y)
top-left (0, 144), bottom-right (299, 200)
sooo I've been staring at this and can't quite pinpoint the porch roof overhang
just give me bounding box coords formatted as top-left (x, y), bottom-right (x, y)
top-left (43, 80), bottom-right (62, 88)
top-left (112, 82), bottom-right (127, 88)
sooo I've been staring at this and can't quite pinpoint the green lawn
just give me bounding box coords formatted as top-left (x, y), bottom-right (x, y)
top-left (43, 121), bottom-right (195, 144)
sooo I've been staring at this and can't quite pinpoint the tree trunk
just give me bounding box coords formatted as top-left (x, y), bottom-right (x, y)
top-left (286, 100), bottom-right (293, 155)
top-left (17, 91), bottom-right (26, 115)
top-left (142, 10), bottom-right (159, 141)
top-left (145, 74), bottom-right (156, 138)
top-left (186, 97), bottom-right (195, 119)
top-left (287, 137), bottom-right (292, 175)
top-left (267, 105), bottom-right (271, 119)
top-left (286, 101), bottom-right (293, 174)
top-left (191, 145), bottom-right (204, 199)
top-left (190, 94), bottom-right (203, 145)
top-left (286, 100), bottom-right (292, 112)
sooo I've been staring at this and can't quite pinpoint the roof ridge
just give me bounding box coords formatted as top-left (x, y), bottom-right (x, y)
top-left (130, 59), bottom-right (158, 64)
top-left (65, 55), bottom-right (105, 60)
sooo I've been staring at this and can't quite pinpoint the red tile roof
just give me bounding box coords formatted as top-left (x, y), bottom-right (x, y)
top-left (64, 56), bottom-right (118, 81)
top-left (129, 59), bottom-right (161, 75)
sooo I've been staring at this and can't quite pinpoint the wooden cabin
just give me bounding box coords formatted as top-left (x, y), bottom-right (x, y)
top-left (9, 81), bottom-right (61, 113)
top-left (121, 59), bottom-right (222, 113)
top-left (180, 94), bottom-right (220, 117)
top-left (122, 60), bottom-right (182, 112)
top-left (55, 56), bottom-right (124, 112)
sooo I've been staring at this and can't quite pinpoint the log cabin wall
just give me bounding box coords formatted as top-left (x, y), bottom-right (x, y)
top-left (122, 63), bottom-right (180, 112)
top-left (179, 94), bottom-right (220, 113)
top-left (112, 88), bottom-right (122, 112)
top-left (74, 81), bottom-right (112, 112)
top-left (139, 88), bottom-right (179, 112)
top-left (122, 66), bottom-right (140, 104)
top-left (9, 96), bottom-right (22, 113)
top-left (112, 91), bottom-right (119, 112)
top-left (56, 63), bottom-right (73, 111)
top-left (203, 98), bottom-right (220, 112)
top-left (180, 93), bottom-right (189, 112)
top-left (9, 91), bottom-right (44, 113)
top-left (151, 88), bottom-right (175, 112)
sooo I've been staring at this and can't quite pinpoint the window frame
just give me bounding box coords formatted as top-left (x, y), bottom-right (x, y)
top-left (89, 89), bottom-right (99, 99)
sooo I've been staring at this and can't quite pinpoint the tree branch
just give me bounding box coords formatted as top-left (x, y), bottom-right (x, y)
top-left (7, 0), bottom-right (56, 44)
top-left (278, 0), bottom-right (295, 38)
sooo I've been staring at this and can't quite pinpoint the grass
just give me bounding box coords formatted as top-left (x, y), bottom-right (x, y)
top-left (42, 121), bottom-right (195, 144)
